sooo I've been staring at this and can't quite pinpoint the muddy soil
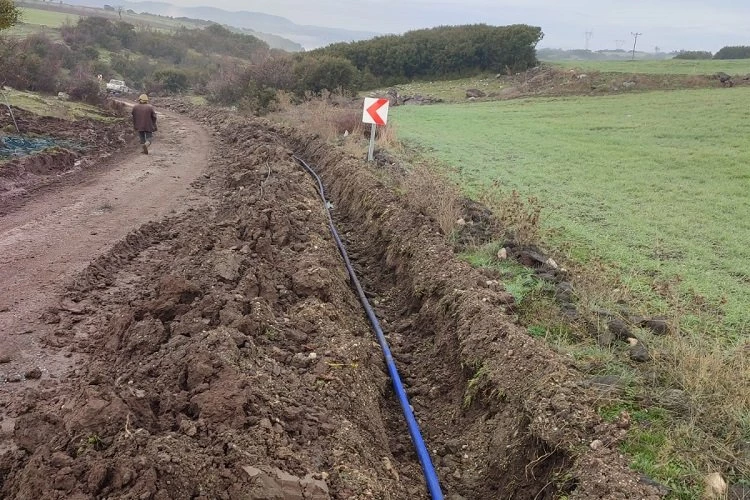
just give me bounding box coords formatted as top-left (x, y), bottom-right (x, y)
top-left (0, 106), bottom-right (131, 211)
top-left (1, 103), bottom-right (666, 499)
top-left (0, 104), bottom-right (209, 456)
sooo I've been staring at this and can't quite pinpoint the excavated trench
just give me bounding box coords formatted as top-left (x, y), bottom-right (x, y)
top-left (0, 107), bottom-right (663, 499)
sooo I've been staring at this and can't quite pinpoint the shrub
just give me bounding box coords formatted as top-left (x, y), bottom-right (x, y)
top-left (153, 68), bottom-right (189, 93)
top-left (293, 55), bottom-right (359, 97)
top-left (239, 81), bottom-right (278, 116)
top-left (206, 70), bottom-right (249, 105)
top-left (68, 78), bottom-right (102, 104)
top-left (315, 24), bottom-right (543, 88)
top-left (0, 35), bottom-right (62, 92)
top-left (246, 55), bottom-right (295, 91)
top-left (673, 51), bottom-right (713, 60)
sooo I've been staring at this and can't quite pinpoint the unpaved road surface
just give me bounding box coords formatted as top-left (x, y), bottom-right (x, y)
top-left (0, 108), bottom-right (208, 417)
top-left (1, 104), bottom-right (664, 499)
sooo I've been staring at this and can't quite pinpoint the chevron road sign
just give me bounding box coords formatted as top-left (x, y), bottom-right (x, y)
top-left (363, 97), bottom-right (389, 126)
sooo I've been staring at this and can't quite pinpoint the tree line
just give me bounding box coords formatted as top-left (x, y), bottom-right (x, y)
top-left (674, 46), bottom-right (750, 60)
top-left (312, 24), bottom-right (544, 87)
top-left (1, 2), bottom-right (545, 114)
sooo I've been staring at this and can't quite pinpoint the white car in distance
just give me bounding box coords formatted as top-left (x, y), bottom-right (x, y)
top-left (106, 79), bottom-right (130, 94)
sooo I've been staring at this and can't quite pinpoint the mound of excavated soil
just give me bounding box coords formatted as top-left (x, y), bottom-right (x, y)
top-left (1, 103), bottom-right (665, 499)
top-left (0, 107), bottom-right (130, 205)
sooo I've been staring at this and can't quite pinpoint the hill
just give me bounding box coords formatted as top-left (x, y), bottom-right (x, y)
top-left (14, 0), bottom-right (303, 51)
top-left (61, 0), bottom-right (380, 49)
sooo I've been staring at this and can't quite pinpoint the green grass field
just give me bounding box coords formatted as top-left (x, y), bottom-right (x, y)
top-left (13, 1), bottom-right (203, 34)
top-left (1, 89), bottom-right (114, 121)
top-left (393, 84), bottom-right (750, 498)
top-left (549, 58), bottom-right (750, 75)
top-left (394, 87), bottom-right (750, 337)
top-left (18, 7), bottom-right (80, 27)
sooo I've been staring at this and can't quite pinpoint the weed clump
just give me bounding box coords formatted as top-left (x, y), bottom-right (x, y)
top-left (478, 183), bottom-right (542, 247)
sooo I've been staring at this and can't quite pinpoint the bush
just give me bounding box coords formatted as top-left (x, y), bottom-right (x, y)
top-left (673, 50), bottom-right (713, 60)
top-left (153, 68), bottom-right (189, 93)
top-left (110, 53), bottom-right (154, 88)
top-left (0, 35), bottom-right (62, 92)
top-left (246, 55), bottom-right (295, 91)
top-left (239, 81), bottom-right (278, 116)
top-left (293, 55), bottom-right (359, 97)
top-left (68, 78), bottom-right (102, 104)
top-left (206, 69), bottom-right (250, 105)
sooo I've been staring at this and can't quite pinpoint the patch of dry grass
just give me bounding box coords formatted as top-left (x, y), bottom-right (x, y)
top-left (477, 182), bottom-right (542, 247)
top-left (270, 95), bottom-right (461, 237)
top-left (271, 91), bottom-right (363, 141)
top-left (399, 160), bottom-right (462, 237)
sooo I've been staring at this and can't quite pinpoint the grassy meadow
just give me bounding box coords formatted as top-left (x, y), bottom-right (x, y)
top-left (549, 58), bottom-right (750, 75)
top-left (394, 87), bottom-right (750, 336)
top-left (18, 7), bottom-right (80, 27)
top-left (392, 87), bottom-right (750, 496)
top-left (1, 88), bottom-right (115, 121)
top-left (8, 1), bottom-right (204, 38)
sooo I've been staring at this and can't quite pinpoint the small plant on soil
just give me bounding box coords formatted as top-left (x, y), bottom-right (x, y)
top-left (76, 433), bottom-right (104, 456)
top-left (263, 325), bottom-right (279, 341)
top-left (98, 200), bottom-right (114, 212)
top-left (463, 364), bottom-right (490, 409)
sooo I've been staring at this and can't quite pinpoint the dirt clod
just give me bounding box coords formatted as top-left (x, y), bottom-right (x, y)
top-left (629, 341), bottom-right (651, 362)
top-left (23, 367), bottom-right (42, 380)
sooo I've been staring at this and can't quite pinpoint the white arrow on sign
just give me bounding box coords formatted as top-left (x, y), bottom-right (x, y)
top-left (362, 97), bottom-right (389, 126)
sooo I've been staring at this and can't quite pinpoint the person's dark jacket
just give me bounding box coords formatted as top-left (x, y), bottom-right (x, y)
top-left (132, 103), bottom-right (157, 133)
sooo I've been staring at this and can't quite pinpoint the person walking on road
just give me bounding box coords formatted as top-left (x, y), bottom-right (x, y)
top-left (132, 94), bottom-right (157, 155)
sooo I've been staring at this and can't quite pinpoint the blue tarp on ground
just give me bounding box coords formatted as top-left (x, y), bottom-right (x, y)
top-left (0, 135), bottom-right (80, 159)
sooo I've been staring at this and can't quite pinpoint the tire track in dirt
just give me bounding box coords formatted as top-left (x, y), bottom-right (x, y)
top-left (0, 108), bottom-right (209, 442)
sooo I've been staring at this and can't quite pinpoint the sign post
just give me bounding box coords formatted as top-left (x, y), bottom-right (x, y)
top-left (362, 97), bottom-right (389, 162)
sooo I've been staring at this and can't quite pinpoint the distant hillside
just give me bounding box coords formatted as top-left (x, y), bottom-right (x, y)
top-left (62, 0), bottom-right (380, 49)
top-left (15, 0), bottom-right (303, 51)
top-left (227, 27), bottom-right (302, 52)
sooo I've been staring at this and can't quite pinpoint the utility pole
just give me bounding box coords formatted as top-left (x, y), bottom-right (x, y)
top-left (615, 40), bottom-right (626, 51)
top-left (585, 31), bottom-right (593, 51)
top-left (631, 32), bottom-right (642, 60)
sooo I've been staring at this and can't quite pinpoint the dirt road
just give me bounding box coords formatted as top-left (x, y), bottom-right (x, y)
top-left (0, 107), bottom-right (209, 393)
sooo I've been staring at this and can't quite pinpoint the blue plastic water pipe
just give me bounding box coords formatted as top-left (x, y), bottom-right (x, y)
top-left (293, 155), bottom-right (444, 500)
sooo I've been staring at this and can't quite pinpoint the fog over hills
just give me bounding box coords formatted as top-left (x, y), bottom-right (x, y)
top-left (63, 0), bottom-right (381, 49)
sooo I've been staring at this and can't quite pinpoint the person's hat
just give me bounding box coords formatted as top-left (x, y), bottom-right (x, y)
top-left (138, 94), bottom-right (149, 103)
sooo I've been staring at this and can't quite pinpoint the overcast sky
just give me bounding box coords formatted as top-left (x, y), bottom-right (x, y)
top-left (169, 0), bottom-right (748, 52)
